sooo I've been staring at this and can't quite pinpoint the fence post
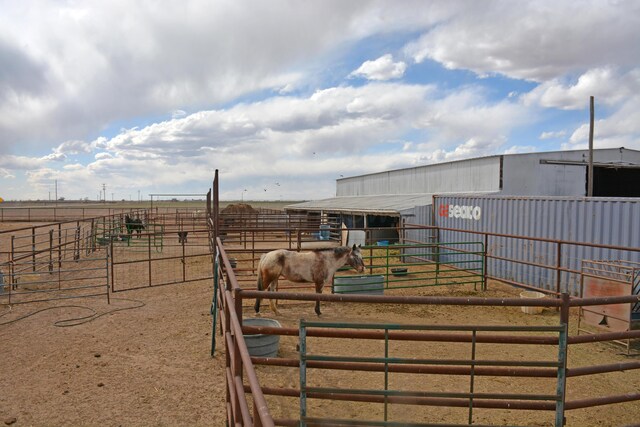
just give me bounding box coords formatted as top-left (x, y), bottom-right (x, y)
top-left (49, 229), bottom-right (54, 273)
top-left (555, 293), bottom-right (570, 426)
top-left (182, 236), bottom-right (186, 282)
top-left (110, 240), bottom-right (115, 292)
top-left (233, 288), bottom-right (244, 424)
top-left (74, 224), bottom-right (81, 260)
top-left (482, 234), bottom-right (489, 291)
top-left (58, 223), bottom-right (62, 267)
top-left (10, 235), bottom-right (15, 291)
top-left (148, 230), bottom-right (152, 286)
top-left (91, 219), bottom-right (96, 253)
top-left (211, 248), bottom-right (219, 356)
top-left (299, 320), bottom-right (308, 423)
top-left (31, 226), bottom-right (36, 272)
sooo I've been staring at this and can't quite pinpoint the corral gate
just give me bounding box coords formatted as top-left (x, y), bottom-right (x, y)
top-left (299, 320), bottom-right (568, 427)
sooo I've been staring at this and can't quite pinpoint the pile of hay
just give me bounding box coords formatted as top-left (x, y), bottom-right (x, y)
top-left (221, 203), bottom-right (258, 214)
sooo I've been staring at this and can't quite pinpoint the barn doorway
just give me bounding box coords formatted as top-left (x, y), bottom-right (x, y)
top-left (592, 166), bottom-right (640, 197)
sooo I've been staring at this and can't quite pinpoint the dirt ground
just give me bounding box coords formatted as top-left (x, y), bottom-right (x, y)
top-left (1, 220), bottom-right (639, 426)
top-left (1, 279), bottom-right (639, 427)
top-left (0, 279), bottom-right (225, 426)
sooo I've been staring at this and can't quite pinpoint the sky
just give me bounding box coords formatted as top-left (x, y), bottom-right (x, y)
top-left (1, 0), bottom-right (639, 202)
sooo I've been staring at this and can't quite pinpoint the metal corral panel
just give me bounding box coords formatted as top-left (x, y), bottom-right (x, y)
top-left (433, 195), bottom-right (640, 295)
top-left (337, 156), bottom-right (501, 196)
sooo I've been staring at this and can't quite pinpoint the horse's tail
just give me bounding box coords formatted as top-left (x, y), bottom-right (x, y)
top-left (254, 272), bottom-right (263, 313)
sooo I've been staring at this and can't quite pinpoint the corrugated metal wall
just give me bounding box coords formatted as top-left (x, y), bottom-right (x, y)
top-left (400, 205), bottom-right (437, 262)
top-left (337, 156), bottom-right (501, 196)
top-left (433, 195), bottom-right (640, 295)
top-left (337, 148), bottom-right (640, 198)
top-left (401, 205), bottom-right (433, 244)
top-left (500, 148), bottom-right (640, 196)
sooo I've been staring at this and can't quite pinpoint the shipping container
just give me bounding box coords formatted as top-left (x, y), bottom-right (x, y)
top-left (433, 195), bottom-right (640, 295)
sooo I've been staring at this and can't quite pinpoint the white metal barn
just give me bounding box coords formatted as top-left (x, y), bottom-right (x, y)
top-left (287, 147), bottom-right (640, 229)
top-left (335, 147), bottom-right (640, 198)
top-left (286, 147), bottom-right (640, 294)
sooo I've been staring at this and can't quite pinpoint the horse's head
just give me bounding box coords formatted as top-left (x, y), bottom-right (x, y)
top-left (347, 244), bottom-right (365, 273)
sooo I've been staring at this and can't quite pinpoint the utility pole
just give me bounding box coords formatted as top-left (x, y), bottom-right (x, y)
top-left (587, 96), bottom-right (595, 197)
top-left (55, 180), bottom-right (58, 203)
top-left (102, 183), bottom-right (106, 203)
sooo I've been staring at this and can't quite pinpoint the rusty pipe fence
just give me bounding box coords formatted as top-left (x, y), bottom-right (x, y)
top-left (403, 223), bottom-right (640, 297)
top-left (216, 221), bottom-right (640, 298)
top-left (0, 210), bottom-right (158, 304)
top-left (0, 206), bottom-right (147, 222)
top-left (0, 219), bottom-right (112, 304)
top-left (219, 212), bottom-right (339, 249)
top-left (210, 223), bottom-right (640, 426)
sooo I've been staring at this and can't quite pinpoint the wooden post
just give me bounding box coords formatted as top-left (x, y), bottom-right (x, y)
top-left (587, 95), bottom-right (595, 197)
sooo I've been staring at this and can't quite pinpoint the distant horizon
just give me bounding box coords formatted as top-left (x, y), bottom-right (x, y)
top-left (0, 199), bottom-right (306, 205)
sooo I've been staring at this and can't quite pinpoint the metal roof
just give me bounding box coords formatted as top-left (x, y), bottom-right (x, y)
top-left (335, 147), bottom-right (640, 182)
top-left (285, 194), bottom-right (434, 214)
top-left (286, 191), bottom-right (501, 215)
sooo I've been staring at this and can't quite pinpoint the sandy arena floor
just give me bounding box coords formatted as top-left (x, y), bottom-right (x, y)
top-left (1, 277), bottom-right (639, 426)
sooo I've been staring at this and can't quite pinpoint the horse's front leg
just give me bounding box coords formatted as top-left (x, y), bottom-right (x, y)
top-left (314, 281), bottom-right (325, 316)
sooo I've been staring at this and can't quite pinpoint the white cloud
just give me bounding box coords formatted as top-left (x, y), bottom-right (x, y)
top-left (403, 1), bottom-right (640, 82)
top-left (3, 1), bottom-right (640, 200)
top-left (523, 68), bottom-right (640, 110)
top-left (502, 145), bottom-right (537, 155)
top-left (0, 168), bottom-right (15, 179)
top-left (412, 87), bottom-right (529, 156)
top-left (53, 140), bottom-right (93, 155)
top-left (349, 54), bottom-right (407, 81)
top-left (565, 94), bottom-right (640, 149)
top-left (0, 155), bottom-right (47, 170)
top-left (0, 1), bottom-right (444, 153)
top-left (15, 81), bottom-right (530, 199)
top-left (539, 131), bottom-right (566, 140)
top-left (171, 109), bottom-right (186, 119)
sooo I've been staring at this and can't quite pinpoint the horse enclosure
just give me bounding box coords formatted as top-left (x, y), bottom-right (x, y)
top-left (2, 193), bottom-right (640, 426)
top-left (209, 196), bottom-right (640, 426)
top-left (0, 207), bottom-right (213, 304)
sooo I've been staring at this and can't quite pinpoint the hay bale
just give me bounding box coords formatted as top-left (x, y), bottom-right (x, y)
top-left (221, 203), bottom-right (258, 214)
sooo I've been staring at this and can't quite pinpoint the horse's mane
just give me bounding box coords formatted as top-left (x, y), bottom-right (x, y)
top-left (310, 246), bottom-right (350, 255)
